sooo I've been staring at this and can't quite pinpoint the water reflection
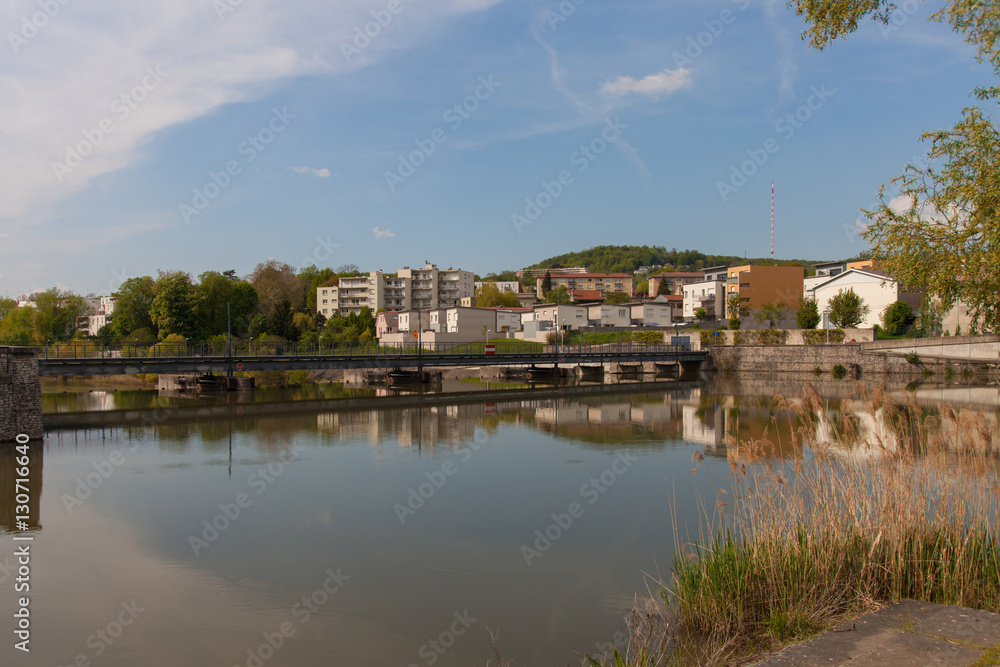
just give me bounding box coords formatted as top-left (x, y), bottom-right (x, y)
top-left (0, 444), bottom-right (43, 533)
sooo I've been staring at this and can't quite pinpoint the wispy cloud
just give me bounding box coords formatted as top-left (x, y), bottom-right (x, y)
top-left (600, 68), bottom-right (693, 98)
top-left (0, 0), bottom-right (503, 234)
top-left (293, 166), bottom-right (332, 177)
top-left (372, 226), bottom-right (395, 239)
top-left (763, 0), bottom-right (799, 106)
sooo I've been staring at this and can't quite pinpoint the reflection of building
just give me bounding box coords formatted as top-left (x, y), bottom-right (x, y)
top-left (316, 403), bottom-right (482, 450)
top-left (0, 444), bottom-right (43, 533)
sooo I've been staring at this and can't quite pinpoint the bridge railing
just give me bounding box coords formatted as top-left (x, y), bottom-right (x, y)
top-left (22, 339), bottom-right (695, 361)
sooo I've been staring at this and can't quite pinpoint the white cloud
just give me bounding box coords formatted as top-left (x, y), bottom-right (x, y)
top-left (0, 0), bottom-right (502, 232)
top-left (600, 68), bottom-right (692, 98)
top-left (372, 226), bottom-right (395, 239)
top-left (293, 166), bottom-right (332, 177)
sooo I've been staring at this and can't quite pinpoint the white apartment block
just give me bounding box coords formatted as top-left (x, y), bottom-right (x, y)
top-left (683, 279), bottom-right (726, 321)
top-left (474, 281), bottom-right (520, 293)
top-left (319, 263), bottom-right (474, 317)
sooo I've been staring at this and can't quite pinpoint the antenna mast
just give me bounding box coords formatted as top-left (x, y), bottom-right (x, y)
top-left (770, 180), bottom-right (775, 260)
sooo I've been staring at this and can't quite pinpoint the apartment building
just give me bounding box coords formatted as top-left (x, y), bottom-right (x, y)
top-left (534, 273), bottom-right (633, 299)
top-left (724, 264), bottom-right (805, 315)
top-left (648, 271), bottom-right (704, 297)
top-left (397, 262), bottom-right (475, 310)
top-left (474, 281), bottom-right (520, 293)
top-left (683, 279), bottom-right (726, 322)
top-left (316, 262), bottom-right (474, 317)
top-left (78, 296), bottom-right (117, 336)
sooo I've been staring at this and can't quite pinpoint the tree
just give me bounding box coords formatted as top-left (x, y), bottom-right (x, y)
top-left (32, 288), bottom-right (88, 340)
top-left (726, 294), bottom-right (749, 320)
top-left (881, 301), bottom-right (916, 336)
top-left (656, 277), bottom-right (671, 296)
top-left (695, 307), bottom-right (707, 322)
top-left (112, 277), bottom-right (157, 340)
top-left (754, 302), bottom-right (790, 330)
top-left (541, 270), bottom-right (553, 295)
top-left (150, 272), bottom-right (197, 339)
top-left (249, 259), bottom-right (303, 316)
top-left (917, 295), bottom-right (945, 337)
top-left (299, 265), bottom-right (337, 312)
top-left (476, 283), bottom-right (521, 308)
top-left (604, 291), bottom-right (630, 304)
top-left (269, 299), bottom-right (297, 341)
top-left (194, 271), bottom-right (238, 338)
top-left (0, 307), bottom-right (35, 343)
top-left (797, 298), bottom-right (821, 329)
top-left (828, 288), bottom-right (870, 328)
top-left (229, 281), bottom-right (259, 335)
top-left (546, 286), bottom-right (570, 304)
top-left (790, 1), bottom-right (1000, 331)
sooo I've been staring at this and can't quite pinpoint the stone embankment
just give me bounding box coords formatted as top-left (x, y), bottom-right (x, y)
top-left (1, 346), bottom-right (43, 442)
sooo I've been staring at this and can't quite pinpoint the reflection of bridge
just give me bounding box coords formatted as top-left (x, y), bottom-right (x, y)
top-left (37, 342), bottom-right (708, 376)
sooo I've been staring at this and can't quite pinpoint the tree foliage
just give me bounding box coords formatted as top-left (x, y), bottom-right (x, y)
top-left (604, 291), bottom-right (631, 304)
top-left (881, 301), bottom-right (916, 336)
top-left (754, 302), bottom-right (790, 330)
top-left (797, 298), bottom-right (821, 329)
top-left (476, 282), bottom-right (521, 308)
top-left (150, 272), bottom-right (198, 339)
top-left (791, 0), bottom-right (1000, 331)
top-left (828, 288), bottom-right (870, 328)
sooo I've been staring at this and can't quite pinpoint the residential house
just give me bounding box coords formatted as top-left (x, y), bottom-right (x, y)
top-left (683, 279), bottom-right (726, 322)
top-left (808, 268), bottom-right (922, 329)
top-left (375, 311), bottom-right (399, 337)
top-left (587, 303), bottom-right (633, 327)
top-left (630, 301), bottom-right (673, 326)
top-left (316, 262), bottom-right (475, 317)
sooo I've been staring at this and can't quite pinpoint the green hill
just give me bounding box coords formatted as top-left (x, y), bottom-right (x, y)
top-left (524, 245), bottom-right (818, 275)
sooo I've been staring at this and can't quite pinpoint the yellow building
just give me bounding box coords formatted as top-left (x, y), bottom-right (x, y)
top-left (535, 272), bottom-right (633, 299)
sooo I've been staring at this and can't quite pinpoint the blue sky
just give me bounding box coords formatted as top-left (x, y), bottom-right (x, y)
top-left (0, 0), bottom-right (989, 296)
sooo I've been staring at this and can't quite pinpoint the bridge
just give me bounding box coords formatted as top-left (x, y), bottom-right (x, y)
top-left (34, 341), bottom-right (708, 376)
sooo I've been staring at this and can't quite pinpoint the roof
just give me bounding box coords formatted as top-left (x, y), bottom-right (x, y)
top-left (652, 271), bottom-right (705, 278)
top-left (568, 289), bottom-right (605, 301)
top-left (810, 268), bottom-right (893, 292)
top-left (546, 272), bottom-right (632, 279)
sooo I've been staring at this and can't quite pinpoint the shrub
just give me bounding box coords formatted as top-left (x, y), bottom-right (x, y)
top-left (803, 329), bottom-right (845, 345)
top-left (635, 330), bottom-right (664, 344)
top-left (905, 352), bottom-right (920, 365)
top-left (832, 364), bottom-right (846, 379)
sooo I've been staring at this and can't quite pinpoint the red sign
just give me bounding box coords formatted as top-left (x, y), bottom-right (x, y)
top-left (236, 363), bottom-right (245, 371)
top-left (485, 344), bottom-right (495, 356)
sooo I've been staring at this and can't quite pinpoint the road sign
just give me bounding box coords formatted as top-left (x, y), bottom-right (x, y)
top-left (236, 362), bottom-right (244, 371)
top-left (485, 344), bottom-right (495, 356)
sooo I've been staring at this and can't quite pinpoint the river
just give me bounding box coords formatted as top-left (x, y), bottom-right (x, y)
top-left (2, 376), bottom-right (997, 666)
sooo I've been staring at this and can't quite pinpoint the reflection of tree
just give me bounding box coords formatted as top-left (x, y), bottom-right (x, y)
top-left (0, 444), bottom-right (43, 534)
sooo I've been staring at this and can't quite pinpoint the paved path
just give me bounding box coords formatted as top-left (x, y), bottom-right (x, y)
top-left (755, 600), bottom-right (1000, 666)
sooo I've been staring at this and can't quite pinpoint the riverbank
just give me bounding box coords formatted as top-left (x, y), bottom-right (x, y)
top-left (586, 382), bottom-right (1000, 666)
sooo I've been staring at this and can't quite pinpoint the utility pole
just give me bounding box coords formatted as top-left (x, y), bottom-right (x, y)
top-left (227, 302), bottom-right (233, 377)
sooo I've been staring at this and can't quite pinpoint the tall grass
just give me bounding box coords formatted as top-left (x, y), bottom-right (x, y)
top-left (590, 383), bottom-right (1000, 666)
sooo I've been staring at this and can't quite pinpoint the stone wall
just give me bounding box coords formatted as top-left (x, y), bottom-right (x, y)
top-left (0, 347), bottom-right (43, 442)
top-left (706, 343), bottom-right (993, 378)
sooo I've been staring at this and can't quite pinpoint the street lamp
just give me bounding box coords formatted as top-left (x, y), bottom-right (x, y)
top-left (822, 309), bottom-right (831, 344)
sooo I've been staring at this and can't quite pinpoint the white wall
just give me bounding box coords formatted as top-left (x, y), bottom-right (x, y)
top-left (813, 274), bottom-right (898, 329)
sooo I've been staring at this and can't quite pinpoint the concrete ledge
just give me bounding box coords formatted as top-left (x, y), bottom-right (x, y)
top-left (755, 600), bottom-right (1000, 666)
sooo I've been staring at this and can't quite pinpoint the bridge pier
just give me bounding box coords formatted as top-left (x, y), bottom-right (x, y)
top-left (1, 347), bottom-right (43, 442)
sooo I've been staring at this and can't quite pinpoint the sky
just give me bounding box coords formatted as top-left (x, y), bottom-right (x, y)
top-left (0, 0), bottom-right (990, 297)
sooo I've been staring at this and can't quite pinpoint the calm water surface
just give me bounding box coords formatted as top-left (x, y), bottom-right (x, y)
top-left (3, 378), bottom-right (998, 666)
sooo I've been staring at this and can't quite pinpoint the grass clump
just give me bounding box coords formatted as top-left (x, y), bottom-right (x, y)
top-left (589, 384), bottom-right (1000, 667)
